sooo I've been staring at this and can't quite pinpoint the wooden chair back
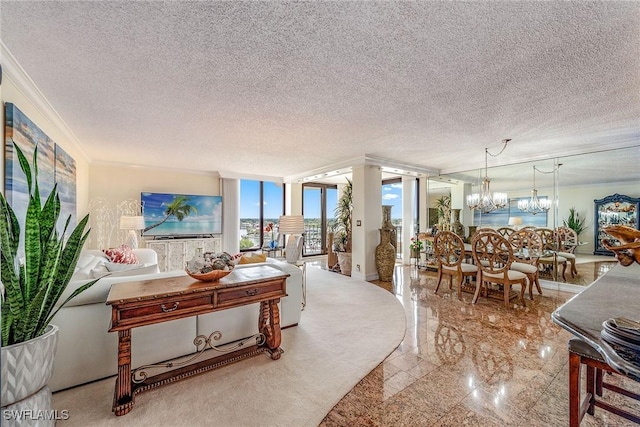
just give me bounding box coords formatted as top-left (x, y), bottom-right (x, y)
top-left (434, 231), bottom-right (465, 268)
top-left (508, 229), bottom-right (543, 264)
top-left (556, 226), bottom-right (578, 253)
top-left (496, 227), bottom-right (515, 238)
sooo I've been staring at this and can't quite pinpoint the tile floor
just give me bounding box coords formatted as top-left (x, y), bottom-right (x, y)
top-left (320, 260), bottom-right (639, 426)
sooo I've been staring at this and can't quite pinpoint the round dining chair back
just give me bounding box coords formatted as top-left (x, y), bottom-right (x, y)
top-left (471, 231), bottom-right (527, 308)
top-left (556, 226), bottom-right (578, 253)
top-left (536, 227), bottom-right (569, 281)
top-left (496, 227), bottom-right (516, 238)
top-left (508, 229), bottom-right (544, 299)
top-left (434, 231), bottom-right (477, 300)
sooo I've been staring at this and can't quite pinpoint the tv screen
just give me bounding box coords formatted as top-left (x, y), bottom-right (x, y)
top-left (141, 192), bottom-right (222, 237)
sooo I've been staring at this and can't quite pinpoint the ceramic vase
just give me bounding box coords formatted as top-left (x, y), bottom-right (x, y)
top-left (376, 228), bottom-right (396, 282)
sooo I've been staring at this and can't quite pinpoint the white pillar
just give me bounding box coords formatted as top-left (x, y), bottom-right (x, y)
top-left (351, 165), bottom-right (382, 281)
top-left (221, 178), bottom-right (240, 254)
top-left (402, 177), bottom-right (416, 265)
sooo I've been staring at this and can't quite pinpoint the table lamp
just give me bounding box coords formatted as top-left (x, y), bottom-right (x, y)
top-left (120, 215), bottom-right (145, 249)
top-left (508, 217), bottom-right (523, 230)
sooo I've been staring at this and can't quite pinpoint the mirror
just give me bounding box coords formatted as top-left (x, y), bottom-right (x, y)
top-left (434, 144), bottom-right (640, 255)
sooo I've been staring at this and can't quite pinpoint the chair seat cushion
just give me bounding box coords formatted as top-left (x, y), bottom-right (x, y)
top-left (443, 263), bottom-right (477, 273)
top-left (510, 262), bottom-right (537, 274)
top-left (540, 255), bottom-right (567, 263)
top-left (483, 270), bottom-right (527, 280)
top-left (557, 252), bottom-right (576, 260)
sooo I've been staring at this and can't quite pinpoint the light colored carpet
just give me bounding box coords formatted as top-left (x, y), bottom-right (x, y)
top-left (53, 265), bottom-right (406, 426)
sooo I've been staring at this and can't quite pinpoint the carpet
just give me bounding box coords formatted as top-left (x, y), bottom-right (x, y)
top-left (53, 265), bottom-right (407, 426)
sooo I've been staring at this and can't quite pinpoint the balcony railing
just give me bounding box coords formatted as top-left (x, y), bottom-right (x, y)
top-left (302, 224), bottom-right (404, 257)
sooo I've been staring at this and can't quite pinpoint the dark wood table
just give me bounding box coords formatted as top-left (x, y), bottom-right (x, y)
top-left (551, 263), bottom-right (640, 381)
top-left (107, 265), bottom-right (289, 416)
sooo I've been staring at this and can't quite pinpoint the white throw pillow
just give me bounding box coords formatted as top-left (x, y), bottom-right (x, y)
top-left (72, 256), bottom-right (106, 280)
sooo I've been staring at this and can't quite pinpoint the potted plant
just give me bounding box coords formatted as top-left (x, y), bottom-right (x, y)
top-left (1, 142), bottom-right (96, 418)
top-left (563, 207), bottom-right (586, 237)
top-left (333, 178), bottom-right (353, 275)
top-left (434, 195), bottom-right (451, 231)
top-left (409, 236), bottom-right (424, 259)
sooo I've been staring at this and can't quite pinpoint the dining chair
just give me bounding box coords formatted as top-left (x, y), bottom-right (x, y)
top-left (471, 231), bottom-right (527, 308)
top-left (496, 227), bottom-right (516, 238)
top-left (536, 228), bottom-right (568, 281)
top-left (434, 231), bottom-right (478, 300)
top-left (555, 226), bottom-right (578, 276)
top-left (508, 229), bottom-right (543, 299)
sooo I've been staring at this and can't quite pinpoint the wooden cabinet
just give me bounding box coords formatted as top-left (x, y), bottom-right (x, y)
top-left (146, 237), bottom-right (222, 271)
top-left (593, 193), bottom-right (640, 256)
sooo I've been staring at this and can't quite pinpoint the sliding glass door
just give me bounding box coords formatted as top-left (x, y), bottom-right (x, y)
top-left (302, 183), bottom-right (337, 256)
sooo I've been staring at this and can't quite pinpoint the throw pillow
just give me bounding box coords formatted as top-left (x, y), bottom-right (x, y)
top-left (103, 245), bottom-right (138, 264)
top-left (238, 253), bottom-right (267, 264)
top-left (230, 253), bottom-right (244, 265)
top-left (71, 255), bottom-right (106, 280)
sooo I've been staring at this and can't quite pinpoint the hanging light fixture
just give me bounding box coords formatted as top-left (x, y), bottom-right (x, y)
top-left (518, 165), bottom-right (552, 215)
top-left (466, 139), bottom-right (510, 214)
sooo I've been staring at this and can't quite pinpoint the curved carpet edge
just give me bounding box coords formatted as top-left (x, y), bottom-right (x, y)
top-left (52, 265), bottom-right (407, 427)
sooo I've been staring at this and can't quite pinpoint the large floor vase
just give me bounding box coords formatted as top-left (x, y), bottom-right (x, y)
top-left (1, 324), bottom-right (59, 425)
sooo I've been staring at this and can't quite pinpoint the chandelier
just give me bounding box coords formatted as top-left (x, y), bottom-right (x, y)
top-left (466, 139), bottom-right (510, 214)
top-left (518, 165), bottom-right (552, 215)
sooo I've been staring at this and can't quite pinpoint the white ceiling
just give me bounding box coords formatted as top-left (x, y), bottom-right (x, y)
top-left (1, 1), bottom-right (639, 184)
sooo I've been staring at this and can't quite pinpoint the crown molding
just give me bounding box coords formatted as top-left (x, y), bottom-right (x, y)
top-left (91, 159), bottom-right (220, 177)
top-left (218, 170), bottom-right (283, 184)
top-left (1, 41), bottom-right (90, 163)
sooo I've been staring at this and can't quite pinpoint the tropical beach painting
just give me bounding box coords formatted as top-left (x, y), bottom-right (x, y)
top-left (55, 144), bottom-right (77, 232)
top-left (4, 103), bottom-right (56, 242)
top-left (473, 196), bottom-right (548, 227)
top-left (141, 192), bottom-right (223, 237)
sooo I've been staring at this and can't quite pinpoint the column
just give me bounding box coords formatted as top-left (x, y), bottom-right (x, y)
top-left (351, 165), bottom-right (382, 281)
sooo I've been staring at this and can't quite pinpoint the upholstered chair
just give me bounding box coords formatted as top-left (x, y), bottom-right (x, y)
top-left (471, 231), bottom-right (527, 308)
top-left (434, 231), bottom-right (478, 300)
top-left (508, 229), bottom-right (543, 299)
top-left (555, 226), bottom-right (579, 276)
top-left (536, 228), bottom-right (568, 281)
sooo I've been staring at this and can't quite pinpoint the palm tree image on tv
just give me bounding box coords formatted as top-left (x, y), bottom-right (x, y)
top-left (141, 192), bottom-right (223, 237)
top-left (143, 195), bottom-right (198, 233)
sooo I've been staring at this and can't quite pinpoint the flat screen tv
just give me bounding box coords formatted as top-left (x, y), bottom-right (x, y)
top-left (141, 192), bottom-right (222, 237)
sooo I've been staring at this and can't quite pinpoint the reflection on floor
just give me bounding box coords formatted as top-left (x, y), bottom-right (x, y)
top-left (321, 262), bottom-right (640, 426)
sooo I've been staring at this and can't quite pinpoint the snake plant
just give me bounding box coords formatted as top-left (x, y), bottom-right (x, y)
top-left (1, 141), bottom-right (97, 346)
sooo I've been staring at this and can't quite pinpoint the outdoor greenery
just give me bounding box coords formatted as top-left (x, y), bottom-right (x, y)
top-left (564, 206), bottom-right (586, 236)
top-left (333, 178), bottom-right (353, 252)
top-left (0, 142), bottom-right (97, 346)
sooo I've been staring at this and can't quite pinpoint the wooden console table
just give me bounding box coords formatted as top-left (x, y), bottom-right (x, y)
top-left (106, 265), bottom-right (289, 416)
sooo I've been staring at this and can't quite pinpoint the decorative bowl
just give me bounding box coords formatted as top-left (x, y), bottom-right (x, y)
top-left (186, 267), bottom-right (233, 282)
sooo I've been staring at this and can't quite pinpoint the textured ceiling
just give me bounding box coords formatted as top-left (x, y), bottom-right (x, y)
top-left (1, 1), bottom-right (639, 184)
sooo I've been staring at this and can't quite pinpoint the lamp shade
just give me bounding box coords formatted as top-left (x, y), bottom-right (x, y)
top-left (120, 215), bottom-right (145, 230)
top-left (508, 217), bottom-right (523, 226)
top-left (278, 215), bottom-right (305, 234)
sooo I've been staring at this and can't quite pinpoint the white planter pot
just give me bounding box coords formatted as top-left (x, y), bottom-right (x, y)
top-left (337, 252), bottom-right (352, 276)
top-left (1, 324), bottom-right (58, 412)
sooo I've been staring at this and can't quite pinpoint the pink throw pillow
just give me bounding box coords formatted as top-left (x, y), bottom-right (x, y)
top-left (103, 245), bottom-right (138, 264)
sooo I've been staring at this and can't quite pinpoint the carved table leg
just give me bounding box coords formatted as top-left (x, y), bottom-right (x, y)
top-left (259, 298), bottom-right (282, 360)
top-left (113, 329), bottom-right (134, 416)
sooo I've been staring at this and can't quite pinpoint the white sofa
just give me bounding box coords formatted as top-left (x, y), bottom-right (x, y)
top-left (50, 249), bottom-right (303, 392)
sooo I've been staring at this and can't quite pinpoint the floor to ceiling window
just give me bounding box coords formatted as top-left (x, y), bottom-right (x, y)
top-left (302, 183), bottom-right (337, 256)
top-left (239, 180), bottom-right (284, 251)
top-left (382, 178), bottom-right (403, 256)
